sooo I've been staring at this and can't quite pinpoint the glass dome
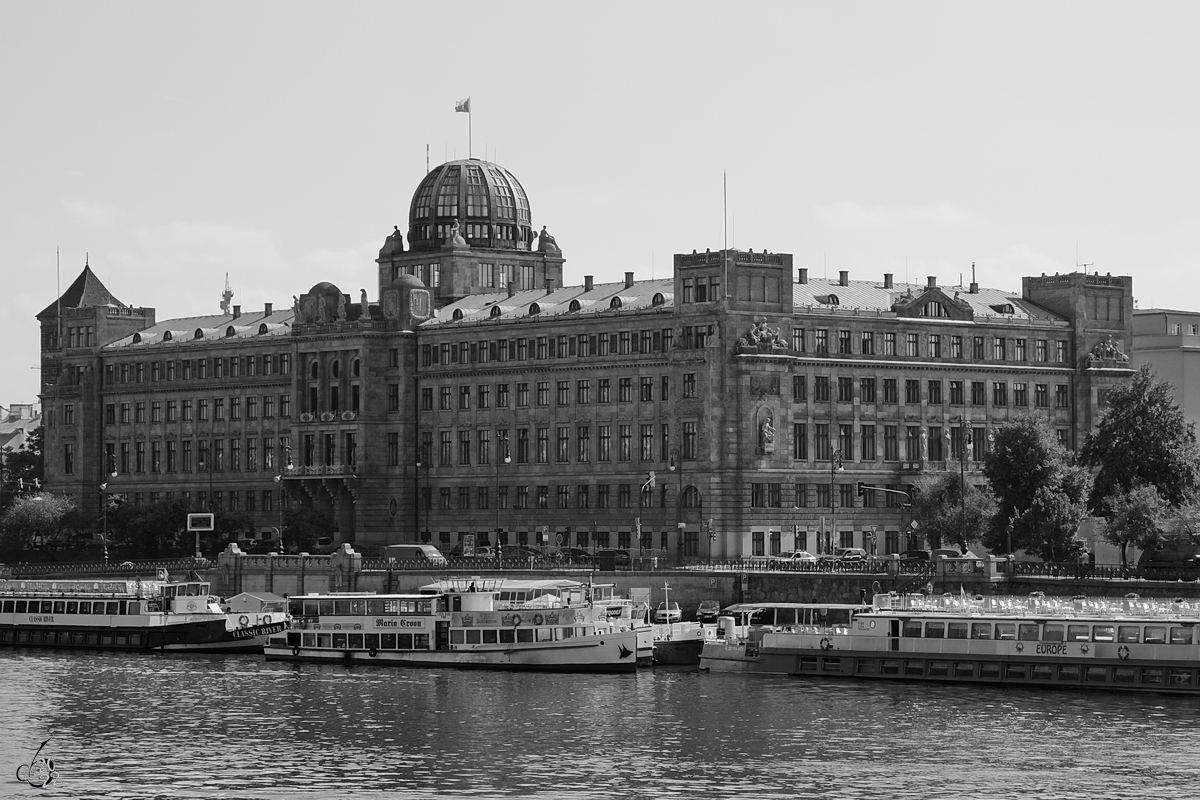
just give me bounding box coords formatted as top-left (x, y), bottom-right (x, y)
top-left (407, 159), bottom-right (532, 252)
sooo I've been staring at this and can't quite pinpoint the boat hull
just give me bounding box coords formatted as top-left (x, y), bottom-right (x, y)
top-left (265, 628), bottom-right (640, 673)
top-left (0, 619), bottom-right (287, 654)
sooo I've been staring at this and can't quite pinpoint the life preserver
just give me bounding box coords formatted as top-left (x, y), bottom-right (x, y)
top-left (820, 637), bottom-right (833, 651)
top-left (291, 646), bottom-right (300, 657)
top-left (1118, 644), bottom-right (1130, 660)
top-left (186, 601), bottom-right (197, 612)
top-left (1080, 644), bottom-right (1090, 654)
top-left (239, 615), bottom-right (250, 626)
top-left (1016, 642), bottom-right (1024, 652)
top-left (156, 568), bottom-right (168, 580)
top-left (369, 647), bottom-right (378, 658)
top-left (511, 614), bottom-right (522, 626)
top-left (532, 613), bottom-right (544, 626)
top-left (262, 615), bottom-right (272, 625)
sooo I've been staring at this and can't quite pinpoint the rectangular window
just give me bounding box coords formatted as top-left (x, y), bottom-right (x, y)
top-left (814, 423), bottom-right (830, 461)
top-left (619, 378), bottom-right (632, 403)
top-left (794, 483), bottom-right (808, 508)
top-left (905, 333), bottom-right (919, 357)
top-left (950, 335), bottom-right (963, 358)
top-left (861, 424), bottom-right (876, 461)
top-left (1056, 341), bottom-right (1068, 363)
top-left (1035, 384), bottom-right (1049, 408)
top-left (928, 380), bottom-right (942, 404)
top-left (793, 375), bottom-right (807, 402)
top-left (683, 373), bottom-right (696, 398)
top-left (640, 377), bottom-right (653, 402)
top-left (884, 425), bottom-right (898, 461)
top-left (598, 379), bottom-right (611, 404)
top-left (837, 377), bottom-right (853, 402)
top-left (883, 332), bottom-right (896, 356)
top-left (905, 426), bottom-right (921, 461)
top-left (815, 329), bottom-right (828, 353)
top-left (949, 380), bottom-right (963, 405)
top-left (860, 378), bottom-right (875, 403)
top-left (971, 381), bottom-right (986, 405)
top-left (1055, 385), bottom-right (1070, 408)
top-left (459, 385), bottom-right (471, 410)
top-left (1015, 338), bottom-right (1027, 361)
top-left (1013, 382), bottom-right (1028, 407)
top-left (682, 421), bottom-right (697, 460)
top-left (928, 335), bottom-right (942, 358)
top-left (793, 423), bottom-right (807, 460)
top-left (882, 378), bottom-right (897, 404)
top-left (517, 383), bottom-right (529, 407)
top-left (792, 328), bottom-right (805, 351)
top-left (640, 424), bottom-right (653, 461)
top-left (860, 331), bottom-right (874, 355)
top-left (814, 376), bottom-right (830, 402)
top-left (905, 380), bottom-right (920, 404)
top-left (972, 336), bottom-right (985, 360)
top-left (994, 337), bottom-right (1007, 360)
top-left (992, 382), bottom-right (1008, 406)
top-left (838, 330), bottom-right (852, 354)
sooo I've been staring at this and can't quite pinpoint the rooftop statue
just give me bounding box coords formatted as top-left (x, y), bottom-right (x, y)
top-left (1088, 334), bottom-right (1129, 363)
top-left (446, 219), bottom-right (467, 247)
top-left (537, 226), bottom-right (560, 254)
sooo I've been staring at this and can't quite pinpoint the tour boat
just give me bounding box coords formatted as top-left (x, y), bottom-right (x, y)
top-left (264, 577), bottom-right (641, 672)
top-left (0, 578), bottom-right (287, 653)
top-left (699, 592), bottom-right (1200, 694)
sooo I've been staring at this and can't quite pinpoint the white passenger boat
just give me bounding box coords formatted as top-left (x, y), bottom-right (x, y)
top-left (0, 578), bottom-right (286, 653)
top-left (699, 592), bottom-right (1200, 694)
top-left (264, 577), bottom-right (641, 672)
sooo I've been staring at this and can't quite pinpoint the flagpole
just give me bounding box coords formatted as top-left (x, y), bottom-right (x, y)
top-left (469, 107), bottom-right (473, 159)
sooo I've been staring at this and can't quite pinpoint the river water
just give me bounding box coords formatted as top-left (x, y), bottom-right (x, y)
top-left (2, 650), bottom-right (1198, 799)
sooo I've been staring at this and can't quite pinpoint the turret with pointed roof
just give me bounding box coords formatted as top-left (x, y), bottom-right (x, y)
top-left (37, 263), bottom-right (125, 320)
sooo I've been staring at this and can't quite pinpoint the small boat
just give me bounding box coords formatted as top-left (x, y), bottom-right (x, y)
top-left (699, 592), bottom-right (1200, 694)
top-left (264, 576), bottom-right (641, 672)
top-left (651, 621), bottom-right (710, 665)
top-left (0, 577), bottom-right (286, 653)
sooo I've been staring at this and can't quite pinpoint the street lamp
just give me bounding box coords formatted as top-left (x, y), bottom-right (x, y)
top-left (274, 443), bottom-right (292, 548)
top-left (99, 452), bottom-right (116, 563)
top-left (494, 436), bottom-right (511, 547)
top-left (952, 418), bottom-right (973, 552)
top-left (829, 448), bottom-right (844, 554)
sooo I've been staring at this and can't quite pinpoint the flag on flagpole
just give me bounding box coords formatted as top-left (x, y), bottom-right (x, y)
top-left (455, 97), bottom-right (471, 113)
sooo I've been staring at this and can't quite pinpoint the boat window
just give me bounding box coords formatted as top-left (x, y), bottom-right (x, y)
top-left (413, 634), bottom-right (430, 649)
top-left (1145, 626), bottom-right (1166, 644)
top-left (1141, 668), bottom-right (1164, 685)
top-left (517, 629), bottom-right (535, 643)
top-left (1117, 626), bottom-right (1141, 643)
top-left (317, 633), bottom-right (332, 648)
top-left (319, 600), bottom-right (335, 615)
top-left (348, 600), bottom-right (365, 615)
top-left (1092, 625), bottom-right (1115, 642)
top-left (164, 586), bottom-right (177, 599)
top-left (994, 623), bottom-right (1017, 640)
top-left (1170, 627), bottom-right (1194, 645)
top-left (1168, 670), bottom-right (1194, 686)
top-left (1, 601), bottom-right (12, 613)
top-left (14, 600), bottom-right (26, 613)
top-left (398, 634), bottom-right (413, 649)
top-left (1067, 624), bottom-right (1091, 642)
top-left (104, 602), bottom-right (119, 615)
top-left (366, 600), bottom-right (385, 615)
top-left (1043, 624), bottom-right (1064, 642)
top-left (53, 601), bottom-right (66, 614)
top-left (970, 622), bottom-right (992, 639)
top-left (499, 629), bottom-right (516, 644)
top-left (332, 634), bottom-right (347, 649)
top-left (200, 583), bottom-right (210, 594)
top-left (561, 627), bottom-right (574, 639)
top-left (187, 584), bottom-right (202, 596)
top-left (41, 601), bottom-right (54, 613)
top-left (1018, 623), bottom-right (1040, 641)
top-left (902, 621), bottom-right (923, 637)
top-left (347, 634), bottom-right (363, 649)
top-left (947, 622), bottom-right (968, 639)
top-left (925, 622), bottom-right (945, 638)
top-left (77, 602), bottom-right (89, 614)
top-left (482, 629), bottom-right (498, 644)
top-left (381, 634), bottom-right (397, 649)
top-left (334, 601), bottom-right (353, 615)
top-left (1084, 666), bottom-right (1108, 682)
top-left (466, 630), bottom-right (482, 644)
top-left (1031, 665), bottom-right (1054, 680)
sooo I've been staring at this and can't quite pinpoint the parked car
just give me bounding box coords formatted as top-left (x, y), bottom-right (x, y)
top-left (900, 549), bottom-right (931, 562)
top-left (505, 545), bottom-right (549, 565)
top-left (384, 544), bottom-right (449, 566)
top-left (554, 547), bottom-right (594, 566)
top-left (654, 601), bottom-right (683, 624)
top-left (594, 548), bottom-right (632, 568)
top-left (246, 538), bottom-right (281, 554)
top-left (772, 550), bottom-right (818, 564)
top-left (311, 536), bottom-right (339, 555)
top-left (696, 599), bottom-right (722, 623)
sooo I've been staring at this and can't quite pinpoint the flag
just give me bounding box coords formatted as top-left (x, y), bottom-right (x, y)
top-left (455, 97), bottom-right (471, 113)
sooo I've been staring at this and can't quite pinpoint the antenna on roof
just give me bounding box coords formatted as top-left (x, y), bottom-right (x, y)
top-left (722, 171), bottom-right (730, 303)
top-left (426, 144), bottom-right (429, 174)
top-left (220, 273), bottom-right (234, 315)
top-left (1076, 241), bottom-right (1093, 271)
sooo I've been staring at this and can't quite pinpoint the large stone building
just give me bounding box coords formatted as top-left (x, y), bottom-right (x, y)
top-left (1131, 308), bottom-right (1200, 429)
top-left (37, 159), bottom-right (1136, 558)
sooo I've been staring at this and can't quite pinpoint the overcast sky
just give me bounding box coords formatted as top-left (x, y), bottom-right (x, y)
top-left (4, 2), bottom-right (1199, 408)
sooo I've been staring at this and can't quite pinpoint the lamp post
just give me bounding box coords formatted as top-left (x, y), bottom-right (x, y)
top-left (99, 452), bottom-right (116, 563)
top-left (952, 418), bottom-right (972, 552)
top-left (274, 443), bottom-right (291, 548)
top-left (494, 436), bottom-right (510, 547)
top-left (829, 448), bottom-right (844, 554)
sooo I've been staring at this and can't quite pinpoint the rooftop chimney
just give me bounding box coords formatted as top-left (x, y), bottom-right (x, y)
top-left (839, 270), bottom-right (849, 286)
top-left (624, 271), bottom-right (634, 289)
top-left (584, 275), bottom-right (594, 292)
top-left (927, 276), bottom-right (937, 288)
top-left (969, 261), bottom-right (979, 294)
top-left (883, 273), bottom-right (893, 289)
top-left (232, 305), bottom-right (241, 319)
top-left (798, 268), bottom-right (808, 284)
top-left (264, 302), bottom-right (273, 315)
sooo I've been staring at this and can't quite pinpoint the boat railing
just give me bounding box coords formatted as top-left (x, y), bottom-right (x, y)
top-left (874, 592), bottom-right (1200, 620)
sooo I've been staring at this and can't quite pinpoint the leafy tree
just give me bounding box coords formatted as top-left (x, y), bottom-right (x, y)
top-left (1, 425), bottom-right (44, 514)
top-left (282, 506), bottom-right (335, 553)
top-left (106, 498), bottom-right (192, 557)
top-left (910, 472), bottom-right (996, 552)
top-left (983, 414), bottom-right (1093, 558)
top-left (1081, 365), bottom-right (1200, 515)
top-left (1101, 484), bottom-right (1168, 568)
top-left (0, 493), bottom-right (76, 556)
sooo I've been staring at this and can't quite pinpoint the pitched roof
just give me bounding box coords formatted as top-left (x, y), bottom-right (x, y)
top-left (425, 277), bottom-right (674, 327)
top-left (36, 265), bottom-right (125, 320)
top-left (793, 277), bottom-right (1064, 323)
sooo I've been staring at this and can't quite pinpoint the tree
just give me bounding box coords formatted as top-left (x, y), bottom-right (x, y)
top-left (106, 498), bottom-right (192, 557)
top-left (0, 493), bottom-right (76, 556)
top-left (910, 472), bottom-right (996, 552)
top-left (983, 414), bottom-right (1093, 558)
top-left (1, 425), bottom-right (44, 514)
top-left (1101, 484), bottom-right (1168, 569)
top-left (282, 506), bottom-right (335, 553)
top-left (1081, 365), bottom-right (1200, 515)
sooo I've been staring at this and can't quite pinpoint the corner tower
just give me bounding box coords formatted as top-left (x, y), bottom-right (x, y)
top-left (375, 159), bottom-right (565, 307)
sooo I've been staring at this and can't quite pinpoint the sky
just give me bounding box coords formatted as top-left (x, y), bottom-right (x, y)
top-left (4, 2), bottom-right (1200, 407)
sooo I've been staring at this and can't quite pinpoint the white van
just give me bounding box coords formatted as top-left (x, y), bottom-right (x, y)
top-left (384, 544), bottom-right (449, 566)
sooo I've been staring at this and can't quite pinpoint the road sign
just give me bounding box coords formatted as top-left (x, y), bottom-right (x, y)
top-left (186, 513), bottom-right (214, 532)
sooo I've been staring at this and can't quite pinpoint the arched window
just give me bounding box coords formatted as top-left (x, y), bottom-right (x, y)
top-left (652, 293), bottom-right (666, 306)
top-left (193, 329), bottom-right (204, 340)
top-left (610, 297), bottom-right (623, 309)
top-left (490, 306), bottom-right (502, 318)
top-left (226, 326), bottom-right (236, 337)
top-left (258, 323), bottom-right (269, 334)
top-left (452, 309), bottom-right (464, 320)
top-left (132, 333), bottom-right (142, 344)
top-left (352, 358), bottom-right (361, 378)
top-left (310, 360), bottom-right (319, 379)
top-left (682, 486), bottom-right (703, 508)
top-left (331, 360), bottom-right (340, 379)
top-left (569, 299), bottom-right (581, 312)
top-left (162, 331), bottom-right (173, 342)
top-left (528, 303), bottom-right (541, 316)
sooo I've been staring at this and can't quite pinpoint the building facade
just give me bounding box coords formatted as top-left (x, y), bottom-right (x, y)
top-left (38, 159), bottom-right (1137, 558)
top-left (1131, 308), bottom-right (1200, 429)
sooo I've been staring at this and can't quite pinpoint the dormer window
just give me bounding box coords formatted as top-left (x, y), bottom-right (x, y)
top-left (652, 292), bottom-right (666, 306)
top-left (528, 303), bottom-right (541, 316)
top-left (610, 297), bottom-right (623, 309)
top-left (452, 309), bottom-right (464, 321)
top-left (258, 323), bottom-right (269, 334)
top-left (816, 294), bottom-right (839, 306)
top-left (922, 301), bottom-right (948, 317)
top-left (569, 299), bottom-right (581, 312)
top-left (990, 303), bottom-right (1015, 315)
top-left (162, 331), bottom-right (173, 341)
top-left (193, 329), bottom-right (204, 340)
top-left (490, 306), bottom-right (502, 318)
top-left (226, 326), bottom-right (236, 336)
top-left (132, 333), bottom-right (142, 344)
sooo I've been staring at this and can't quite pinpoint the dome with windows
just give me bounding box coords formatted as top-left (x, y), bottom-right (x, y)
top-left (407, 159), bottom-right (533, 253)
